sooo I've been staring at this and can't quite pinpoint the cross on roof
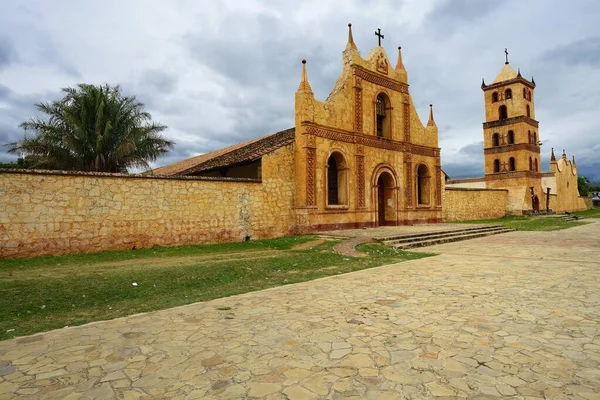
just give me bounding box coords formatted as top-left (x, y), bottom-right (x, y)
top-left (375, 28), bottom-right (384, 46)
top-left (505, 48), bottom-right (509, 64)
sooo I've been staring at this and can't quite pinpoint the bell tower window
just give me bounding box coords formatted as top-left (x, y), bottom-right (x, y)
top-left (494, 159), bottom-right (500, 173)
top-left (492, 133), bottom-right (499, 147)
top-left (507, 130), bottom-right (514, 145)
top-left (526, 104), bottom-right (531, 118)
top-left (505, 89), bottom-right (512, 99)
top-left (492, 92), bottom-right (498, 102)
top-left (499, 105), bottom-right (507, 120)
top-left (509, 157), bottom-right (516, 171)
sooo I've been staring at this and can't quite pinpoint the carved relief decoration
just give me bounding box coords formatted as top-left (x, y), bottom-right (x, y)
top-left (303, 124), bottom-right (437, 157)
top-left (403, 101), bottom-right (411, 142)
top-left (354, 67), bottom-right (408, 94)
top-left (306, 134), bottom-right (316, 148)
top-left (306, 148), bottom-right (316, 206)
top-left (356, 155), bottom-right (365, 207)
top-left (376, 53), bottom-right (389, 74)
top-left (404, 153), bottom-right (413, 208)
top-left (354, 78), bottom-right (363, 133)
top-left (435, 165), bottom-right (442, 207)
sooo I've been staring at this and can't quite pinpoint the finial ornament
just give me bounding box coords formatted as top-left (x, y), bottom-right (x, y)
top-left (346, 23), bottom-right (357, 50)
top-left (395, 46), bottom-right (405, 70)
top-left (505, 48), bottom-right (509, 64)
top-left (481, 78), bottom-right (486, 89)
top-left (375, 28), bottom-right (384, 46)
top-left (298, 59), bottom-right (313, 92)
top-left (551, 148), bottom-right (556, 161)
top-left (427, 104), bottom-right (436, 127)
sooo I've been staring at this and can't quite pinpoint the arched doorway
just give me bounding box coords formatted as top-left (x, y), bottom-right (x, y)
top-left (376, 171), bottom-right (396, 226)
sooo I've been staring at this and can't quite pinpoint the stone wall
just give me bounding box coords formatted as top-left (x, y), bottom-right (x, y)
top-left (443, 187), bottom-right (508, 221)
top-left (0, 145), bottom-right (296, 259)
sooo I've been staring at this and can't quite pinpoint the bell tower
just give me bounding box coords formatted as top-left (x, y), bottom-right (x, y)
top-left (481, 50), bottom-right (543, 212)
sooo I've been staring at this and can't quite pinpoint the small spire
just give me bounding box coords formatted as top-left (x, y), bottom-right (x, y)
top-left (346, 23), bottom-right (357, 50)
top-left (481, 78), bottom-right (486, 89)
top-left (395, 46), bottom-right (405, 70)
top-left (562, 149), bottom-right (567, 159)
top-left (572, 155), bottom-right (576, 164)
top-left (517, 68), bottom-right (522, 77)
top-left (551, 148), bottom-right (556, 162)
top-left (531, 76), bottom-right (535, 84)
top-left (297, 59), bottom-right (313, 92)
top-left (427, 104), bottom-right (436, 127)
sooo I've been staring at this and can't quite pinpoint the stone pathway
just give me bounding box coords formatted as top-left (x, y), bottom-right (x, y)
top-left (1, 221), bottom-right (599, 399)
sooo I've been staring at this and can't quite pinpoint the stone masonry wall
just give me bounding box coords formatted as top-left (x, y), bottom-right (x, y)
top-left (443, 187), bottom-right (508, 221)
top-left (0, 145), bottom-right (296, 259)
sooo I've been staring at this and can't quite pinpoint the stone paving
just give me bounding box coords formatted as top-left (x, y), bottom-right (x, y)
top-left (0, 221), bottom-right (599, 399)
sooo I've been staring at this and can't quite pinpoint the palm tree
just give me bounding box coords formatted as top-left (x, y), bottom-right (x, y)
top-left (7, 84), bottom-right (174, 172)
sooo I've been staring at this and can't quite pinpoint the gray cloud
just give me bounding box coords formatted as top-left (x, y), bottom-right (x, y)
top-left (143, 69), bottom-right (178, 94)
top-left (541, 37), bottom-right (600, 68)
top-left (0, 37), bottom-right (17, 69)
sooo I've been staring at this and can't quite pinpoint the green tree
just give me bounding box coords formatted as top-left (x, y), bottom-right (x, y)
top-left (578, 176), bottom-right (591, 196)
top-left (7, 84), bottom-right (174, 172)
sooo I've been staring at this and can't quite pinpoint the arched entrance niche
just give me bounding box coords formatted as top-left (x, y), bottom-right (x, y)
top-left (371, 165), bottom-right (398, 226)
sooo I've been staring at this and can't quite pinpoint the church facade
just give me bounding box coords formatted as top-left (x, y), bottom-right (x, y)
top-left (155, 25), bottom-right (443, 231)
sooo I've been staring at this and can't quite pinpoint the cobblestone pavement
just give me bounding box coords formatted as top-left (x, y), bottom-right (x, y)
top-left (1, 221), bottom-right (599, 399)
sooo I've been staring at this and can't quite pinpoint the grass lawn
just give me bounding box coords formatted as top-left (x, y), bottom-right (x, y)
top-left (0, 236), bottom-right (432, 341)
top-left (573, 208), bottom-right (600, 218)
top-left (453, 215), bottom-right (590, 231)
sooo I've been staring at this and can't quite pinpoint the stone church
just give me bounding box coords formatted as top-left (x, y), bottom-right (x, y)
top-left (446, 53), bottom-right (586, 214)
top-left (154, 25), bottom-right (443, 231)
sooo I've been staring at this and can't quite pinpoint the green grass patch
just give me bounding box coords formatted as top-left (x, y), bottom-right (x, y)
top-left (572, 209), bottom-right (600, 218)
top-left (452, 215), bottom-right (589, 231)
top-left (0, 237), bottom-right (432, 340)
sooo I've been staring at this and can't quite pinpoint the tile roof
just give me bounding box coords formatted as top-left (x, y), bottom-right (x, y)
top-left (152, 128), bottom-right (295, 176)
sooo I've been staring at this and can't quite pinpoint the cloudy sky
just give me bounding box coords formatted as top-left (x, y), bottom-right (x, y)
top-left (1, 0), bottom-right (599, 180)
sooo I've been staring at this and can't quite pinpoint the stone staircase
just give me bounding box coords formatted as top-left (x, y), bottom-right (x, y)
top-left (376, 225), bottom-right (514, 250)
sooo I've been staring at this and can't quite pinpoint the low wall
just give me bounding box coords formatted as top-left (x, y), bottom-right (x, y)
top-left (0, 145), bottom-right (296, 258)
top-left (443, 187), bottom-right (508, 221)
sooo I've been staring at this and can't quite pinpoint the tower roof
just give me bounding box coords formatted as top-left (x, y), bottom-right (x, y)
top-left (492, 63), bottom-right (518, 84)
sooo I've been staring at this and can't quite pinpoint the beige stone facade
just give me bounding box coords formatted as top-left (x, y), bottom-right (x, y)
top-left (294, 25), bottom-right (442, 231)
top-left (443, 188), bottom-right (507, 221)
top-left (0, 144), bottom-right (296, 258)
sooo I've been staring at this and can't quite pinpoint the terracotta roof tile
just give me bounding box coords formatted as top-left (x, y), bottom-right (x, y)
top-left (153, 128), bottom-right (295, 176)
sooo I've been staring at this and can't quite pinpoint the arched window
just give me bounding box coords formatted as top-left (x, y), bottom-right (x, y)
top-left (327, 152), bottom-right (348, 206)
top-left (526, 104), bottom-right (531, 118)
top-left (528, 90), bottom-right (532, 101)
top-left (505, 89), bottom-right (512, 99)
top-left (492, 133), bottom-right (499, 147)
top-left (529, 157), bottom-right (533, 171)
top-left (375, 93), bottom-right (391, 138)
top-left (416, 164), bottom-right (430, 205)
top-left (523, 88), bottom-right (527, 98)
top-left (499, 105), bottom-right (508, 120)
top-left (492, 92), bottom-right (498, 103)
top-left (533, 132), bottom-right (537, 145)
top-left (509, 157), bottom-right (516, 171)
top-left (507, 130), bottom-right (514, 145)
top-left (528, 130), bottom-right (532, 143)
top-left (494, 159), bottom-right (500, 173)
top-left (534, 158), bottom-right (538, 172)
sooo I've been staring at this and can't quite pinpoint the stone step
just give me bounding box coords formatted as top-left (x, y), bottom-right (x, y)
top-left (379, 225), bottom-right (508, 245)
top-left (393, 228), bottom-right (513, 250)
